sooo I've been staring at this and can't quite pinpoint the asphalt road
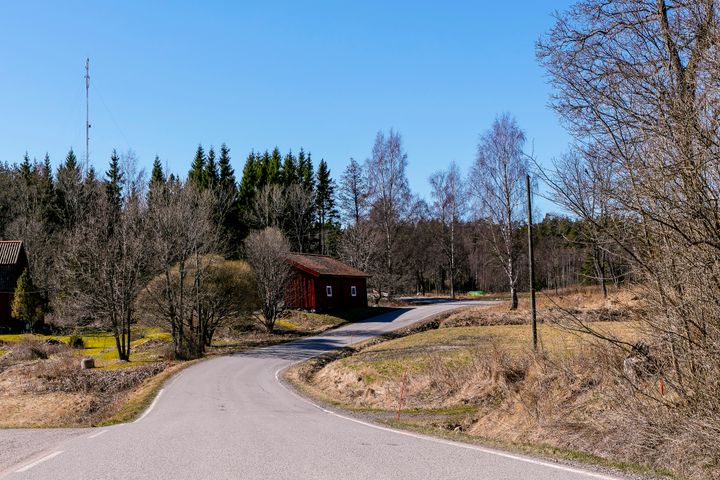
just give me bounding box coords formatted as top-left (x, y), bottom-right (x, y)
top-left (0, 302), bottom-right (626, 480)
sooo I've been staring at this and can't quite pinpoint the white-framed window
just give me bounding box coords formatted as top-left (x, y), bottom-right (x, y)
top-left (326, 285), bottom-right (333, 297)
top-left (351, 286), bottom-right (357, 297)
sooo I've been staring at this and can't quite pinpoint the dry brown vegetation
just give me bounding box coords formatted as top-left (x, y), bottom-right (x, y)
top-left (287, 288), bottom-right (717, 479)
top-left (0, 307), bottom-right (387, 428)
top-left (0, 340), bottom-right (170, 427)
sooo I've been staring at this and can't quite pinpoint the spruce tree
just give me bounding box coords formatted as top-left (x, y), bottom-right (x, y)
top-left (268, 147), bottom-right (282, 184)
top-left (62, 148), bottom-right (80, 173)
top-left (257, 150), bottom-right (271, 187)
top-left (281, 150), bottom-right (298, 186)
top-left (55, 148), bottom-right (83, 229)
top-left (20, 152), bottom-right (32, 183)
top-left (188, 144), bottom-right (207, 190)
top-left (316, 159), bottom-right (338, 255)
top-left (206, 146), bottom-right (219, 188)
top-left (148, 155), bottom-right (166, 207)
top-left (218, 143), bottom-right (236, 192)
top-left (39, 154), bottom-right (58, 229)
top-left (238, 151), bottom-right (259, 207)
top-left (150, 155), bottom-right (165, 184)
top-left (106, 149), bottom-right (123, 209)
top-left (299, 149), bottom-right (315, 190)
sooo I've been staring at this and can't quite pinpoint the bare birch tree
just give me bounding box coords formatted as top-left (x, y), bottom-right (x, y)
top-left (430, 161), bottom-right (466, 298)
top-left (469, 114), bottom-right (528, 309)
top-left (365, 129), bottom-right (411, 297)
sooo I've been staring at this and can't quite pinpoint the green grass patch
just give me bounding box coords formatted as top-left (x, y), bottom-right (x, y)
top-left (0, 329), bottom-right (173, 366)
top-left (276, 319), bottom-right (300, 330)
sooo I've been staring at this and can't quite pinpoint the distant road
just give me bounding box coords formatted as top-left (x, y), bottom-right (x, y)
top-left (1, 302), bottom-right (624, 479)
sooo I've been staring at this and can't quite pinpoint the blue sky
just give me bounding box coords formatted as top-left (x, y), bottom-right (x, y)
top-left (0, 1), bottom-right (574, 213)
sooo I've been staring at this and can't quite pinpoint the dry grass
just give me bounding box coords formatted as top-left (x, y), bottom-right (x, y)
top-left (286, 287), bottom-right (716, 479)
top-left (0, 307), bottom-right (387, 428)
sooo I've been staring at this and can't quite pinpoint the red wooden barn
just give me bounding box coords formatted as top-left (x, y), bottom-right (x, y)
top-left (0, 240), bottom-right (28, 331)
top-left (286, 253), bottom-right (369, 310)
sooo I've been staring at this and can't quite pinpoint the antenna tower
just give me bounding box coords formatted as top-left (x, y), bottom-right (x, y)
top-left (85, 58), bottom-right (90, 173)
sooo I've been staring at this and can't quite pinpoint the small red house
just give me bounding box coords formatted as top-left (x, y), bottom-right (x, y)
top-left (286, 253), bottom-right (369, 310)
top-left (0, 240), bottom-right (28, 331)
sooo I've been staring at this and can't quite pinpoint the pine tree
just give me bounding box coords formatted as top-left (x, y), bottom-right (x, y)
top-left (188, 144), bottom-right (207, 190)
top-left (316, 159), bottom-right (338, 255)
top-left (106, 149), bottom-right (123, 209)
top-left (206, 146), bottom-right (219, 188)
top-left (11, 269), bottom-right (44, 333)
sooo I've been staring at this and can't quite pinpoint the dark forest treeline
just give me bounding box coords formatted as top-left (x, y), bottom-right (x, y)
top-left (0, 134), bottom-right (626, 333)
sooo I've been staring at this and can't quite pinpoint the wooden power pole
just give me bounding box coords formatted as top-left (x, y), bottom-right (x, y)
top-left (526, 174), bottom-right (537, 350)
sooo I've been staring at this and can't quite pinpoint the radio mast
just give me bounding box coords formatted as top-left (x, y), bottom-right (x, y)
top-left (85, 58), bottom-right (90, 174)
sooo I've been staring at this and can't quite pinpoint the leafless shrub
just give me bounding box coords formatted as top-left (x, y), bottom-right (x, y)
top-left (244, 227), bottom-right (292, 331)
top-left (23, 357), bottom-right (166, 394)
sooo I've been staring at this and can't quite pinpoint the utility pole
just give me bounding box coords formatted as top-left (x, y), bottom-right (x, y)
top-left (85, 58), bottom-right (90, 174)
top-left (526, 174), bottom-right (537, 350)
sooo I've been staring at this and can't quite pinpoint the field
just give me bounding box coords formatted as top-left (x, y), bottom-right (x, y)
top-left (286, 287), bottom-right (711, 479)
top-left (0, 307), bottom-right (391, 428)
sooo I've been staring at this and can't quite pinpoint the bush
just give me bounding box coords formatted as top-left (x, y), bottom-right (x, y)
top-left (68, 336), bottom-right (84, 349)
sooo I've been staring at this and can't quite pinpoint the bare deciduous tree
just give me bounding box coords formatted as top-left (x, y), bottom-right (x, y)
top-left (284, 183), bottom-right (316, 253)
top-left (143, 181), bottom-right (218, 358)
top-left (365, 129), bottom-right (411, 298)
top-left (469, 114), bottom-right (528, 309)
top-left (430, 161), bottom-right (466, 298)
top-left (58, 188), bottom-right (148, 361)
top-left (538, 0), bottom-right (720, 459)
top-left (338, 157), bottom-right (369, 226)
top-left (245, 227), bottom-right (292, 332)
top-left (537, 147), bottom-right (615, 297)
top-left (251, 184), bottom-right (285, 229)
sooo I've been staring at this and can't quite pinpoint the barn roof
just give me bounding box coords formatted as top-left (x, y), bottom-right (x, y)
top-left (0, 241), bottom-right (24, 265)
top-left (286, 253), bottom-right (370, 278)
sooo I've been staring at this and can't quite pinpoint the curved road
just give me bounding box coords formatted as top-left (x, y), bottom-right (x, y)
top-left (1, 302), bottom-right (623, 480)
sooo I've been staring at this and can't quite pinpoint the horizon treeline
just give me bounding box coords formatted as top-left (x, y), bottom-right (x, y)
top-left (0, 128), bottom-right (627, 313)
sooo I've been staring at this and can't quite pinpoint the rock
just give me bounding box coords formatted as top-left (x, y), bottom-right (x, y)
top-left (80, 357), bottom-right (95, 369)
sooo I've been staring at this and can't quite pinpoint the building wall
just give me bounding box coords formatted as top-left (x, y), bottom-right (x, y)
top-left (286, 270), bottom-right (317, 309)
top-left (314, 276), bottom-right (367, 310)
top-left (286, 269), bottom-right (368, 310)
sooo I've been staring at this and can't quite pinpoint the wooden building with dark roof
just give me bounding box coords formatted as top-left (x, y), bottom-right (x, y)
top-left (285, 253), bottom-right (369, 310)
top-left (0, 241), bottom-right (28, 330)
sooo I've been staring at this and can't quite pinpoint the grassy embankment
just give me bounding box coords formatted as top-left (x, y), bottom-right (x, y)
top-left (0, 307), bottom-right (392, 428)
top-left (285, 287), bottom-right (699, 480)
